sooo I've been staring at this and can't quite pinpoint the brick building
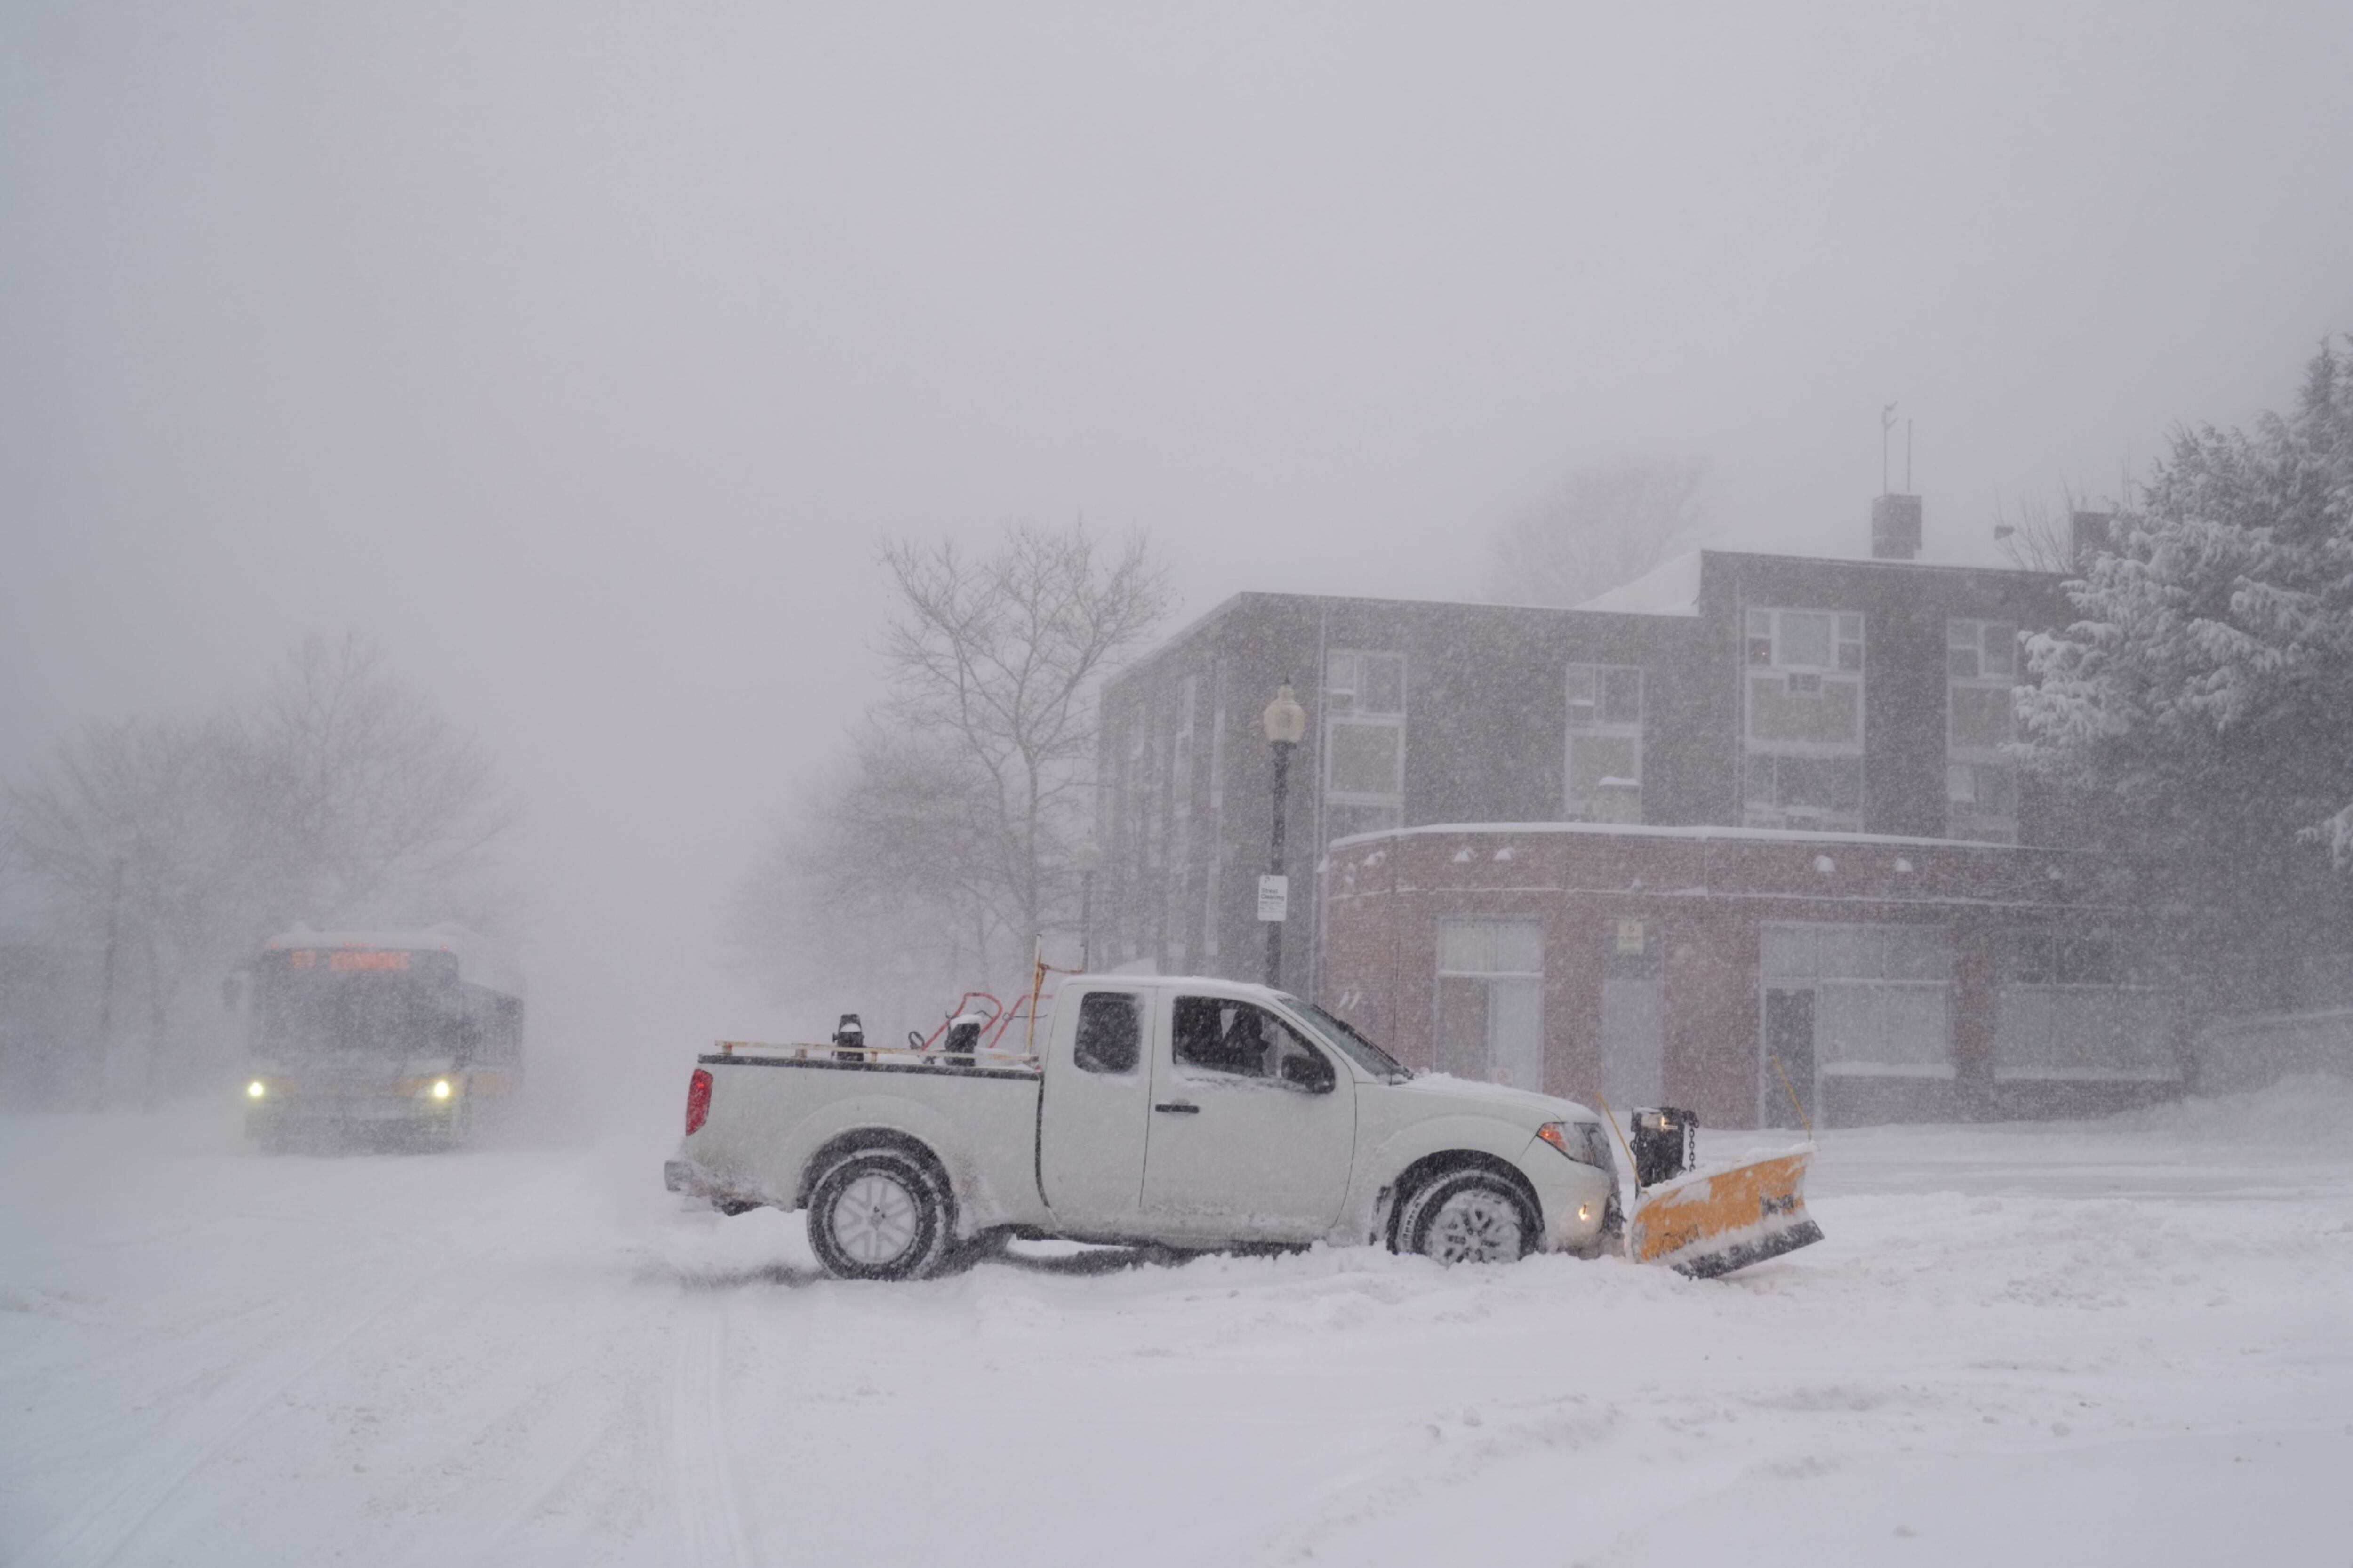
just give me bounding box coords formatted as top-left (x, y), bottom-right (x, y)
top-left (1094, 528), bottom-right (2186, 1125)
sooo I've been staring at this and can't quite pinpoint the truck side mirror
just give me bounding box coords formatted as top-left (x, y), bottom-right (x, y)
top-left (1281, 1050), bottom-right (1335, 1093)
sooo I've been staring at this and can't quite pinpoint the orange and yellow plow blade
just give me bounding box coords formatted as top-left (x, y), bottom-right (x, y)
top-left (1626, 1146), bottom-right (1823, 1278)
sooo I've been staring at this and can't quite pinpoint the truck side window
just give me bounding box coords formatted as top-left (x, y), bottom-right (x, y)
top-left (1171, 998), bottom-right (1331, 1089)
top-left (1073, 992), bottom-right (1142, 1075)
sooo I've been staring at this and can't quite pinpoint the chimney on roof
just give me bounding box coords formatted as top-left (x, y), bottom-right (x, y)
top-left (1871, 493), bottom-right (1922, 560)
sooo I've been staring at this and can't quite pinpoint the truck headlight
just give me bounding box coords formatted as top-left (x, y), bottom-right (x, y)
top-left (431, 1079), bottom-right (453, 1101)
top-left (1537, 1120), bottom-right (1614, 1172)
top-left (246, 1080), bottom-right (268, 1100)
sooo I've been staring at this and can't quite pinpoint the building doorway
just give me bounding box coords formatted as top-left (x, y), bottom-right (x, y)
top-left (1598, 917), bottom-right (1664, 1111)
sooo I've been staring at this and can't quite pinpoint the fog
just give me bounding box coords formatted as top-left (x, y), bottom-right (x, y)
top-left (8, 1), bottom-right (2353, 1114)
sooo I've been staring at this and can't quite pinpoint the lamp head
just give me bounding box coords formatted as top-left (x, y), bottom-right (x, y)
top-left (1262, 683), bottom-right (1307, 745)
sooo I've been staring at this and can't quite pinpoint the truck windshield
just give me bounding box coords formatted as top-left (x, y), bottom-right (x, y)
top-left (1281, 996), bottom-right (1411, 1081)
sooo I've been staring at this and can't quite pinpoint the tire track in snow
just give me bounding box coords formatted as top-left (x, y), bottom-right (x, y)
top-left (668, 1294), bottom-right (756, 1568)
top-left (11, 1181), bottom-right (565, 1568)
top-left (452, 1388), bottom-right (624, 1568)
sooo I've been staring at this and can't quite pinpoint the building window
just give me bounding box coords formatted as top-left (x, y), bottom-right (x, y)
top-left (1434, 919), bottom-right (1544, 1090)
top-left (1565, 664), bottom-right (1643, 823)
top-left (1947, 619), bottom-right (2019, 843)
top-left (1744, 609), bottom-right (1864, 831)
top-left (1759, 923), bottom-right (1953, 1086)
top-left (1324, 650), bottom-right (1405, 842)
top-left (1995, 931), bottom-right (2173, 1081)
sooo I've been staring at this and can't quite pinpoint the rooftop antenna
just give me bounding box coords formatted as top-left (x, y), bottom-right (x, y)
top-left (1906, 417), bottom-right (1914, 492)
top-left (1880, 403), bottom-right (1898, 492)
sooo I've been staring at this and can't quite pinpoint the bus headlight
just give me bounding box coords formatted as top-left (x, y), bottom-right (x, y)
top-left (246, 1080), bottom-right (268, 1100)
top-left (431, 1079), bottom-right (453, 1101)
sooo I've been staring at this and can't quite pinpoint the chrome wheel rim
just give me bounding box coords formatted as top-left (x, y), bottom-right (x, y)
top-left (1424, 1189), bottom-right (1524, 1263)
top-left (832, 1172), bottom-right (920, 1265)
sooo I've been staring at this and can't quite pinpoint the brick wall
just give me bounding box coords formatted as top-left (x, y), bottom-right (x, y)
top-left (1324, 824), bottom-right (2177, 1127)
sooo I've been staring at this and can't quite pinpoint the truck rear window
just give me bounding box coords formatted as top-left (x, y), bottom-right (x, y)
top-left (1073, 992), bottom-right (1141, 1074)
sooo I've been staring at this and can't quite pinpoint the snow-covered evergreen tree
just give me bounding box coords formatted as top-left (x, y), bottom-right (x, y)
top-left (2019, 342), bottom-right (2353, 1013)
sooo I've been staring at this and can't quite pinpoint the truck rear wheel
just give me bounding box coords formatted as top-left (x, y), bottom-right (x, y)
top-left (1398, 1168), bottom-right (1533, 1264)
top-left (806, 1149), bottom-right (952, 1281)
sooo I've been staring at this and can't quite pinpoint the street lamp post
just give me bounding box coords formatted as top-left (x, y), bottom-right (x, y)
top-left (1261, 681), bottom-right (1308, 988)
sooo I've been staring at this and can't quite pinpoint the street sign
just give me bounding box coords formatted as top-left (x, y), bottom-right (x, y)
top-left (1257, 874), bottom-right (1289, 922)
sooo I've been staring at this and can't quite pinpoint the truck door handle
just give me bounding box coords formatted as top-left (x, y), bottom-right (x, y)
top-left (1153, 1102), bottom-right (1200, 1115)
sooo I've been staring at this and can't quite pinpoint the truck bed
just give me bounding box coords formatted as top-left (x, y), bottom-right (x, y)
top-left (679, 1042), bottom-right (1050, 1236)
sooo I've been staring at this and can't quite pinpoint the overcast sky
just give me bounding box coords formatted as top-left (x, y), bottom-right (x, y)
top-left (6, 2), bottom-right (2351, 1076)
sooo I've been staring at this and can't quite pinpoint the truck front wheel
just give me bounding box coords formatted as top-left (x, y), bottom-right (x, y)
top-left (806, 1149), bottom-right (951, 1281)
top-left (1398, 1168), bottom-right (1533, 1264)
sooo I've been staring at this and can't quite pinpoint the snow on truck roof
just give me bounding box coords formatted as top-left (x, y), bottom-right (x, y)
top-left (262, 924), bottom-right (526, 998)
top-left (1057, 974), bottom-right (1306, 1002)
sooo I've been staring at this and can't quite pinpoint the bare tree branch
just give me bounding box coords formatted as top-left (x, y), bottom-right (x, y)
top-left (1481, 457), bottom-right (1709, 607)
top-left (1, 634), bottom-right (514, 1105)
top-left (735, 522), bottom-right (1172, 1024)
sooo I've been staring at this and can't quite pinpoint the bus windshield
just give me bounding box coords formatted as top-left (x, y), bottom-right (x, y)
top-left (1280, 995), bottom-right (1411, 1081)
top-left (256, 952), bottom-right (466, 1059)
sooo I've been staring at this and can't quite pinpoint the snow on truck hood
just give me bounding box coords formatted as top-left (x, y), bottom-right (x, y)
top-left (1378, 1071), bottom-right (1595, 1128)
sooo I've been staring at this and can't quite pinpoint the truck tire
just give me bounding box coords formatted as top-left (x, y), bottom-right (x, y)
top-left (1398, 1167), bottom-right (1533, 1264)
top-left (806, 1148), bottom-right (952, 1281)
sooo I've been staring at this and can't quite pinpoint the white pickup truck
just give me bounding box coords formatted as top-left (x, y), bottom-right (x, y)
top-left (665, 975), bottom-right (1623, 1280)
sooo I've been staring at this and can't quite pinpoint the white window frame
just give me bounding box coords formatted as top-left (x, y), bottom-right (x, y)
top-left (1742, 608), bottom-right (1866, 831)
top-left (1323, 650), bottom-right (1406, 840)
top-left (1946, 618), bottom-right (2019, 844)
top-left (1565, 664), bottom-right (1643, 823)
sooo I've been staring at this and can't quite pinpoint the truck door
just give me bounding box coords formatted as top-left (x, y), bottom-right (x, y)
top-left (1140, 994), bottom-right (1356, 1242)
top-left (1037, 987), bottom-right (1153, 1235)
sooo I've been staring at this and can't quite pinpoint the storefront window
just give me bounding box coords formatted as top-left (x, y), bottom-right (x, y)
top-left (1995, 930), bottom-right (2173, 1080)
top-left (1434, 919), bottom-right (1544, 1090)
top-left (1759, 922), bottom-right (1953, 1077)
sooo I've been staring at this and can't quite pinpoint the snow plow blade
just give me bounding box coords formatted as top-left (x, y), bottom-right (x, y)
top-left (1626, 1146), bottom-right (1822, 1278)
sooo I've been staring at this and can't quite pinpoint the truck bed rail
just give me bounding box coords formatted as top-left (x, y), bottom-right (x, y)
top-left (705, 1040), bottom-right (1043, 1075)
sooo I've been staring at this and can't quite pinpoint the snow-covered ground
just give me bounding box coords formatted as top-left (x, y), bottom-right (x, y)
top-left (6, 1082), bottom-right (2351, 1568)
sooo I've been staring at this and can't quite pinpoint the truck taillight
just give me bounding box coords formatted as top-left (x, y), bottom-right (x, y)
top-left (685, 1068), bottom-right (712, 1135)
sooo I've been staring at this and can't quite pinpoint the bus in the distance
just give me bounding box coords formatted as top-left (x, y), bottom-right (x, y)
top-left (240, 925), bottom-right (525, 1151)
